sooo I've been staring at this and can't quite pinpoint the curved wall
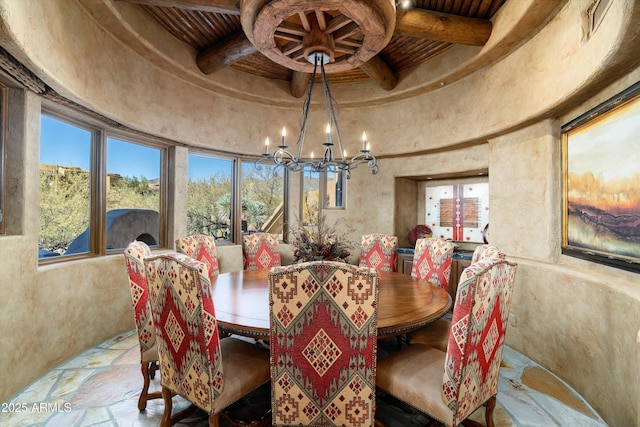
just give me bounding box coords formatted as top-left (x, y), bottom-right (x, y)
top-left (1, 0), bottom-right (640, 424)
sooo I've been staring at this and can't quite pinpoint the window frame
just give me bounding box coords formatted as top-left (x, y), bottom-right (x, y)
top-left (104, 130), bottom-right (169, 254)
top-left (299, 169), bottom-right (347, 224)
top-left (0, 85), bottom-right (6, 235)
top-left (39, 100), bottom-right (170, 264)
top-left (323, 170), bottom-right (346, 210)
top-left (186, 151), bottom-right (289, 244)
top-left (186, 149), bottom-right (239, 244)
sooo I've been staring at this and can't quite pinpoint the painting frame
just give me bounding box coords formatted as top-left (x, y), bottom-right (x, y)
top-left (561, 80), bottom-right (640, 272)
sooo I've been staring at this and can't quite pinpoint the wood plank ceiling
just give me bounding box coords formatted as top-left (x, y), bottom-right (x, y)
top-left (117, 0), bottom-right (506, 96)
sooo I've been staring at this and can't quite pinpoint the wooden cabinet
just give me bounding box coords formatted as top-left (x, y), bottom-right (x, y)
top-left (397, 249), bottom-right (472, 305)
top-left (398, 251), bottom-right (414, 275)
top-left (448, 258), bottom-right (471, 303)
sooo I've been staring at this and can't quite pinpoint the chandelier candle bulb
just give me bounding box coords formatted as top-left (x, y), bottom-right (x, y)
top-left (264, 137), bottom-right (269, 154)
top-left (281, 127), bottom-right (286, 147)
top-left (366, 142), bottom-right (371, 151)
top-left (362, 132), bottom-right (367, 151)
top-left (326, 123), bottom-right (331, 145)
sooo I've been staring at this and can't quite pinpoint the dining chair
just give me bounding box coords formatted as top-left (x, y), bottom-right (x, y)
top-left (269, 261), bottom-right (379, 427)
top-left (175, 234), bottom-right (219, 280)
top-left (358, 233), bottom-right (398, 272)
top-left (144, 252), bottom-right (271, 427)
top-left (376, 258), bottom-right (518, 427)
top-left (411, 237), bottom-right (455, 290)
top-left (471, 244), bottom-right (506, 264)
top-left (242, 232), bottom-right (281, 270)
top-left (123, 240), bottom-right (162, 411)
top-left (407, 244), bottom-right (507, 349)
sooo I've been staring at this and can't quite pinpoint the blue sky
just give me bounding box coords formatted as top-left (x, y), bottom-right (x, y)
top-left (40, 115), bottom-right (237, 180)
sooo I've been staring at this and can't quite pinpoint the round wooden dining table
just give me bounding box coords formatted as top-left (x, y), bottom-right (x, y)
top-left (210, 268), bottom-right (451, 339)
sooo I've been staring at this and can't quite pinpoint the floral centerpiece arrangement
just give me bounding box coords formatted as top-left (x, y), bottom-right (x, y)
top-left (289, 214), bottom-right (355, 263)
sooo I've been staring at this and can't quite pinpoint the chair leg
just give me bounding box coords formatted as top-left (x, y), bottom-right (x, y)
top-left (138, 362), bottom-right (163, 411)
top-left (208, 413), bottom-right (220, 427)
top-left (149, 360), bottom-right (158, 379)
top-left (220, 409), bottom-right (271, 427)
top-left (159, 387), bottom-right (197, 427)
top-left (484, 395), bottom-right (496, 427)
top-left (138, 362), bottom-right (152, 411)
top-left (374, 418), bottom-right (387, 427)
top-left (160, 387), bottom-right (173, 427)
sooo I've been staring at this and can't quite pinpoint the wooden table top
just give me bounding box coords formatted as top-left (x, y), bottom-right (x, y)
top-left (211, 268), bottom-right (451, 338)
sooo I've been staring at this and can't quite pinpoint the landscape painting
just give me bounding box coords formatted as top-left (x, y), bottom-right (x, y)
top-left (562, 81), bottom-right (640, 272)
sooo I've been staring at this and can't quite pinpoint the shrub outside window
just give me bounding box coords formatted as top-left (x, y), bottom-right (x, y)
top-left (39, 114), bottom-right (92, 259)
top-left (187, 153), bottom-right (234, 241)
top-left (241, 161), bottom-right (284, 237)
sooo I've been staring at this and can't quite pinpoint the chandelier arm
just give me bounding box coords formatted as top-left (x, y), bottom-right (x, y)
top-left (346, 151), bottom-right (379, 175)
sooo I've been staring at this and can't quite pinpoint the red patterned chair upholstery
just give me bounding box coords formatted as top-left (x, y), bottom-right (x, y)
top-left (407, 244), bottom-right (507, 349)
top-left (175, 234), bottom-right (219, 280)
top-left (269, 261), bottom-right (379, 427)
top-left (242, 232), bottom-right (281, 270)
top-left (144, 252), bottom-right (270, 427)
top-left (411, 238), bottom-right (454, 290)
top-left (376, 258), bottom-right (518, 427)
top-left (358, 233), bottom-right (398, 272)
top-left (471, 244), bottom-right (506, 264)
top-left (124, 240), bottom-right (162, 411)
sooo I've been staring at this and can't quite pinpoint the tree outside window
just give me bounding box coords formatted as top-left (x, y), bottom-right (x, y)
top-left (241, 161), bottom-right (284, 236)
top-left (187, 154), bottom-right (233, 241)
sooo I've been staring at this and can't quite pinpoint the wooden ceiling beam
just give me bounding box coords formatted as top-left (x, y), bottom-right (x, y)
top-left (117, 0), bottom-right (241, 15)
top-left (290, 71), bottom-right (309, 98)
top-left (325, 15), bottom-right (352, 34)
top-left (360, 55), bottom-right (397, 91)
top-left (196, 32), bottom-right (256, 74)
top-left (277, 21), bottom-right (307, 37)
top-left (396, 9), bottom-right (492, 46)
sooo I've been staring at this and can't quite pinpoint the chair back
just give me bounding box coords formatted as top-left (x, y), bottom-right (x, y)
top-left (269, 261), bottom-right (379, 427)
top-left (358, 233), bottom-right (398, 272)
top-left (175, 234), bottom-right (220, 279)
top-left (471, 244), bottom-right (505, 264)
top-left (442, 258), bottom-right (518, 425)
top-left (144, 252), bottom-right (223, 413)
top-left (411, 238), bottom-right (454, 290)
top-left (242, 232), bottom-right (281, 270)
top-left (124, 241), bottom-right (155, 354)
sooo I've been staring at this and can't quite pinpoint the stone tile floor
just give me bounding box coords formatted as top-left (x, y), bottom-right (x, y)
top-left (1, 330), bottom-right (607, 426)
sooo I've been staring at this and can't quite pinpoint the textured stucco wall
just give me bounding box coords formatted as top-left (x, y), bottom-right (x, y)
top-left (1, 0), bottom-right (640, 425)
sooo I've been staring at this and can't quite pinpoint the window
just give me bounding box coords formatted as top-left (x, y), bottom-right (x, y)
top-left (300, 170), bottom-right (345, 224)
top-left (39, 107), bottom-right (168, 261)
top-left (106, 136), bottom-right (162, 250)
top-left (187, 153), bottom-right (234, 241)
top-left (325, 170), bottom-right (345, 209)
top-left (0, 85), bottom-right (6, 235)
top-left (241, 161), bottom-right (284, 237)
top-left (301, 170), bottom-right (320, 224)
top-left (39, 114), bottom-right (92, 258)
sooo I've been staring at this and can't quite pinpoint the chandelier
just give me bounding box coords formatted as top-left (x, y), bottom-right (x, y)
top-left (256, 51), bottom-right (378, 179)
